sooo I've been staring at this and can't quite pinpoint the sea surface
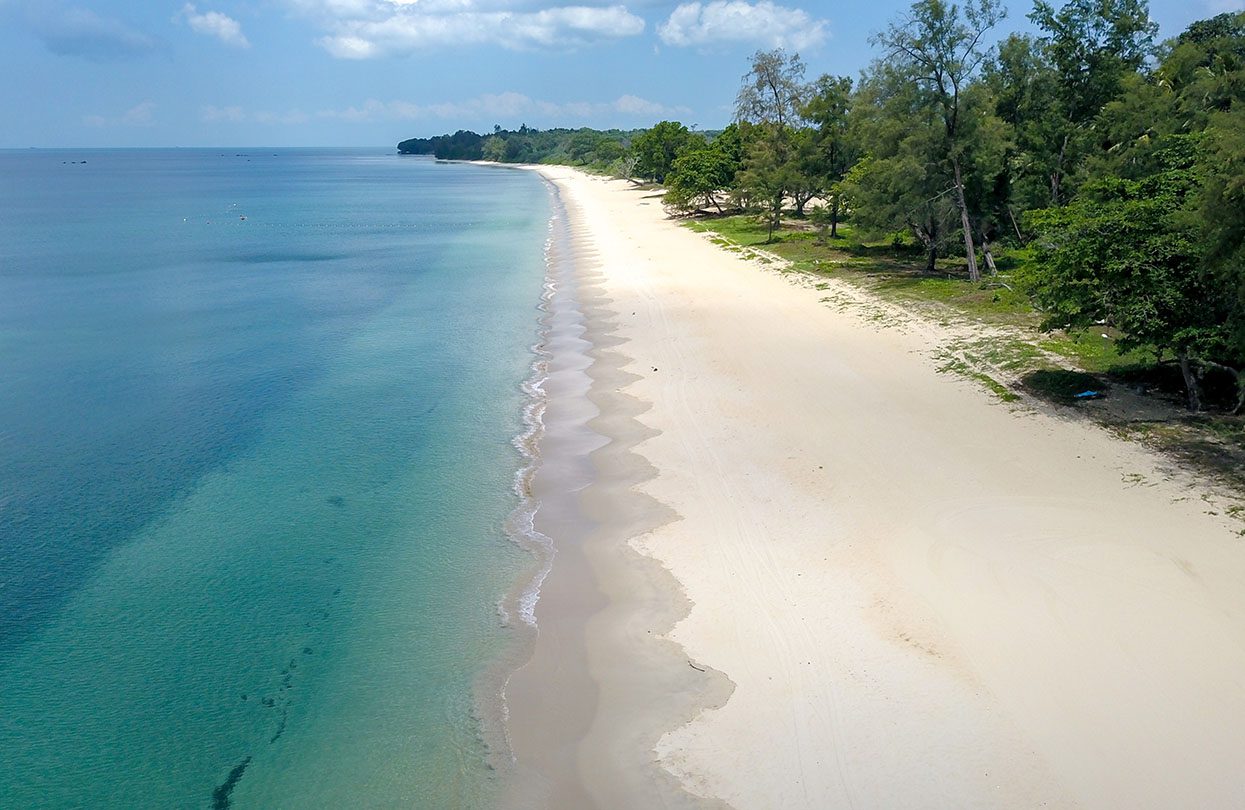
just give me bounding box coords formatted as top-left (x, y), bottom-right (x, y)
top-left (0, 148), bottom-right (551, 807)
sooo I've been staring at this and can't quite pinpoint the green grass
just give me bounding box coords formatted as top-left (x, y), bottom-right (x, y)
top-left (687, 215), bottom-right (1037, 326)
top-left (937, 358), bottom-right (1022, 402)
top-left (1039, 331), bottom-right (1153, 375)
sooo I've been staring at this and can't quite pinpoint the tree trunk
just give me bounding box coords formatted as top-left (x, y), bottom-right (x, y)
top-left (981, 237), bottom-right (998, 275)
top-left (1007, 205), bottom-right (1024, 242)
top-left (952, 158), bottom-right (980, 282)
top-left (1198, 360), bottom-right (1245, 415)
top-left (1178, 349), bottom-right (1204, 412)
top-left (1051, 134), bottom-right (1069, 206)
top-left (925, 241), bottom-right (938, 274)
top-left (830, 196), bottom-right (839, 238)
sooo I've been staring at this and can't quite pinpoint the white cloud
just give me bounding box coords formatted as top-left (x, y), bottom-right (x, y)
top-left (179, 4), bottom-right (250, 48)
top-left (614, 93), bottom-right (675, 116)
top-left (201, 92), bottom-right (687, 125)
top-left (314, 92), bottom-right (689, 120)
top-left (84, 101), bottom-right (156, 127)
top-left (284, 1), bottom-right (645, 56)
top-left (658, 1), bottom-right (827, 50)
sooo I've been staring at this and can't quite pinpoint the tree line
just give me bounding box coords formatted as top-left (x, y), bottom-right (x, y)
top-left (397, 2), bottom-right (1244, 411)
top-left (398, 125), bottom-right (638, 170)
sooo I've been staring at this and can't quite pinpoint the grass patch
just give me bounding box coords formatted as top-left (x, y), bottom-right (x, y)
top-left (1039, 331), bottom-right (1152, 375)
top-left (687, 215), bottom-right (1036, 327)
top-left (938, 357), bottom-right (1021, 402)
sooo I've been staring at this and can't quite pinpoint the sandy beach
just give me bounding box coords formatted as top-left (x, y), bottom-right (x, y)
top-left (504, 165), bottom-right (1245, 809)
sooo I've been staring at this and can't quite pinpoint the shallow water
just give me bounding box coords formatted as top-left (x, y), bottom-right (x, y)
top-left (0, 149), bottom-right (549, 807)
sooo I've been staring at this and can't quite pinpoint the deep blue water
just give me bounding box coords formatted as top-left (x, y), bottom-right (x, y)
top-left (0, 149), bottom-right (549, 806)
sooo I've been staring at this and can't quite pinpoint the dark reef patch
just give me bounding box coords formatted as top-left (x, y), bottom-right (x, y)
top-left (211, 756), bottom-right (252, 810)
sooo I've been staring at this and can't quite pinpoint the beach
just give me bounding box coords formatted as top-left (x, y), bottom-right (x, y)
top-left (507, 165), bottom-right (1245, 808)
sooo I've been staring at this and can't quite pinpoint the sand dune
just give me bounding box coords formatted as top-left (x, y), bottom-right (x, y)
top-left (510, 165), bottom-right (1245, 809)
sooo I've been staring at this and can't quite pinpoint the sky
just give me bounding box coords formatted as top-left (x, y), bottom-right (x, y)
top-left (0, 0), bottom-right (1236, 147)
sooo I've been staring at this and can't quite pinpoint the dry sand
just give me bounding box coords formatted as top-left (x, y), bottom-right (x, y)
top-left (505, 164), bottom-right (1245, 809)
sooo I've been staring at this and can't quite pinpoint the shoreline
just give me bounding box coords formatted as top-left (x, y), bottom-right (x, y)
top-left (473, 176), bottom-right (560, 787)
top-left (496, 169), bottom-right (728, 808)
top-left (497, 163), bottom-right (1245, 808)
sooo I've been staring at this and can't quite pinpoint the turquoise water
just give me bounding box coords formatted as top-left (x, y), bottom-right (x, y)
top-left (0, 149), bottom-right (550, 806)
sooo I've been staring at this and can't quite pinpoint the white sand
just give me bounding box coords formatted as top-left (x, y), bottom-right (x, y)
top-left (524, 165), bottom-right (1245, 809)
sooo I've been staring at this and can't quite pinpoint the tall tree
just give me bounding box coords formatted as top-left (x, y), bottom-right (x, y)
top-left (842, 64), bottom-right (961, 272)
top-left (874, 0), bottom-right (1007, 281)
top-left (734, 50), bottom-right (810, 235)
top-left (1201, 106), bottom-right (1245, 384)
top-left (801, 74), bottom-right (855, 236)
top-left (1028, 0), bottom-right (1158, 203)
top-left (983, 34), bottom-right (1061, 219)
top-left (735, 49), bottom-right (808, 128)
top-left (737, 125), bottom-right (802, 242)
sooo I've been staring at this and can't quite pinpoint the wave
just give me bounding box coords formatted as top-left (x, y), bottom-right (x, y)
top-left (497, 194), bottom-right (562, 630)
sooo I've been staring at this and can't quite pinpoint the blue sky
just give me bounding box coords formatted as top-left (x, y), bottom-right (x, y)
top-left (0, 0), bottom-right (1235, 147)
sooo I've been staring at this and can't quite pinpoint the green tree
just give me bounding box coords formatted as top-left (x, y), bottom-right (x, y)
top-left (481, 136), bottom-right (507, 162)
top-left (664, 146), bottom-right (735, 214)
top-left (735, 49), bottom-right (808, 128)
top-left (737, 126), bottom-right (801, 241)
top-left (732, 50), bottom-right (812, 232)
top-left (1201, 108), bottom-right (1245, 392)
top-left (788, 127), bottom-right (826, 216)
top-left (983, 33), bottom-right (1062, 221)
top-left (631, 121), bottom-right (702, 183)
top-left (1028, 0), bottom-right (1158, 203)
top-left (1026, 138), bottom-right (1238, 411)
top-left (841, 66), bottom-right (957, 270)
top-left (710, 122), bottom-right (747, 180)
top-left (874, 0), bottom-right (1007, 281)
top-left (801, 74), bottom-right (855, 236)
top-left (565, 130), bottom-right (603, 163)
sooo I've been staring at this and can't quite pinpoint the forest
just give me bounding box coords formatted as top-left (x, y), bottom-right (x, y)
top-left (400, 1), bottom-right (1245, 414)
top-left (398, 125), bottom-right (639, 167)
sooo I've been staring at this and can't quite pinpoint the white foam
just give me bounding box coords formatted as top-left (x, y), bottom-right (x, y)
top-left (499, 181), bottom-right (565, 630)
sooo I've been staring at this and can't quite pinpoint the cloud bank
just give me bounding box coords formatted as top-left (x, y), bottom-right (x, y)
top-left (202, 92), bottom-right (688, 124)
top-left (658, 1), bottom-right (828, 50)
top-left (285, 0), bottom-right (645, 56)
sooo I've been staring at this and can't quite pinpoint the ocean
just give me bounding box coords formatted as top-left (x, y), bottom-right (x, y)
top-left (0, 149), bottom-right (551, 807)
